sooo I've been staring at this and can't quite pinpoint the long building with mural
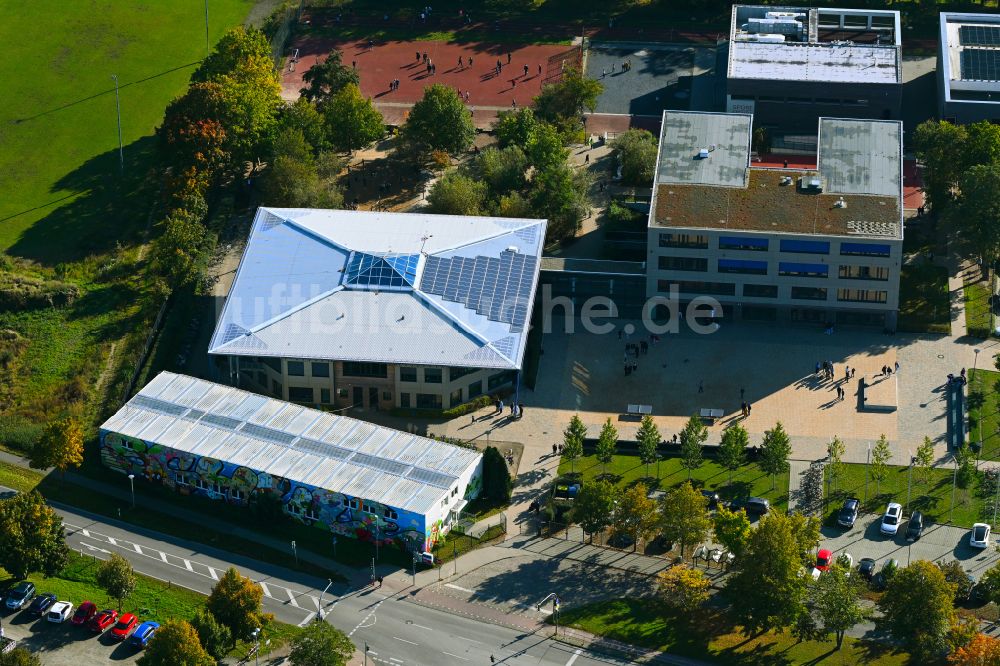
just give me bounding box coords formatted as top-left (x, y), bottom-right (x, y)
top-left (99, 371), bottom-right (483, 554)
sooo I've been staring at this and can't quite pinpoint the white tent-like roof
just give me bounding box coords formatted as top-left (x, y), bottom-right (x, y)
top-left (208, 208), bottom-right (547, 370)
top-left (100, 372), bottom-right (482, 515)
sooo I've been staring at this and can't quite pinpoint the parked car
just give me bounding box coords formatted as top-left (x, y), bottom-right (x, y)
top-left (815, 549), bottom-right (833, 572)
top-left (88, 609), bottom-right (118, 633)
top-left (837, 498), bottom-right (860, 528)
top-left (905, 511), bottom-right (924, 542)
top-left (110, 613), bottom-right (139, 641)
top-left (873, 558), bottom-right (899, 591)
top-left (129, 621), bottom-right (159, 649)
top-left (880, 503), bottom-right (902, 536)
top-left (27, 593), bottom-right (57, 617)
top-left (700, 490), bottom-right (720, 509)
top-left (743, 497), bottom-right (770, 515)
top-left (858, 557), bottom-right (877, 581)
top-left (608, 532), bottom-right (635, 549)
top-left (70, 601), bottom-right (97, 626)
top-left (970, 523), bottom-right (992, 549)
top-left (47, 601), bottom-right (73, 624)
top-left (4, 582), bottom-right (36, 610)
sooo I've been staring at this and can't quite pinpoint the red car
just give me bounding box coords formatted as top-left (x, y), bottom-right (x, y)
top-left (110, 613), bottom-right (139, 641)
top-left (70, 601), bottom-right (97, 626)
top-left (816, 548), bottom-right (833, 572)
top-left (87, 609), bottom-right (118, 633)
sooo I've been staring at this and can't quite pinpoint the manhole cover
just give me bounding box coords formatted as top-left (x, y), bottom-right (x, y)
top-left (938, 354), bottom-right (945, 358)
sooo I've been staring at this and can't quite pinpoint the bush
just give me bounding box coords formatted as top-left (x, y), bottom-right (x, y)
top-left (442, 394), bottom-right (493, 419)
top-left (0, 414), bottom-right (43, 453)
top-left (606, 200), bottom-right (643, 226)
top-left (483, 446), bottom-right (513, 502)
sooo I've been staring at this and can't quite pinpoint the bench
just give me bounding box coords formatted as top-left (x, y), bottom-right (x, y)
top-left (627, 404), bottom-right (652, 415)
top-left (699, 408), bottom-right (724, 424)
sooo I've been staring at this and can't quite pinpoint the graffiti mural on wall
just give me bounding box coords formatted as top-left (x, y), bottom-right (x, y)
top-left (100, 431), bottom-right (431, 552)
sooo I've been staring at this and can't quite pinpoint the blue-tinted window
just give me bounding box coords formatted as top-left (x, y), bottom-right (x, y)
top-left (286, 361), bottom-right (305, 376)
top-left (779, 262), bottom-right (828, 278)
top-left (780, 239), bottom-right (830, 254)
top-left (344, 252), bottom-right (419, 288)
top-left (311, 362), bottom-right (330, 377)
top-left (718, 259), bottom-right (768, 275)
top-left (840, 243), bottom-right (891, 257)
top-left (719, 236), bottom-right (768, 251)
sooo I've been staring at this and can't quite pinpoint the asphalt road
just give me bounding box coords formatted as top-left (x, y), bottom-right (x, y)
top-left (43, 500), bottom-right (627, 666)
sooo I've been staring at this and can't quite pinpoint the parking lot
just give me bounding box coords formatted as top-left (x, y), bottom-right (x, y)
top-left (820, 514), bottom-right (1000, 581)
top-left (0, 609), bottom-right (142, 665)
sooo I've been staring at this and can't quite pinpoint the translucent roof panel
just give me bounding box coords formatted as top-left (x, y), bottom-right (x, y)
top-left (343, 252), bottom-right (419, 289)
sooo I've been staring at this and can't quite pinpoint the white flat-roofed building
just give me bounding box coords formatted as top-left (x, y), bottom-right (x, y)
top-left (647, 111), bottom-right (904, 328)
top-left (727, 5), bottom-right (902, 130)
top-left (208, 208), bottom-right (546, 411)
top-left (939, 13), bottom-right (1000, 123)
top-left (100, 371), bottom-right (483, 553)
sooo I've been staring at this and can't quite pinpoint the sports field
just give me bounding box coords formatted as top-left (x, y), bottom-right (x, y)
top-left (0, 1), bottom-right (254, 264)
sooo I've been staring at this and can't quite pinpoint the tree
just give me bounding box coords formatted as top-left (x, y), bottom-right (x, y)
top-left (482, 446), bottom-right (513, 501)
top-left (562, 415), bottom-right (586, 474)
top-left (954, 164), bottom-right (1000, 265)
top-left (594, 418), bottom-right (618, 476)
top-left (759, 422), bottom-right (792, 491)
top-left (30, 417), bottom-right (83, 477)
top-left (611, 129), bottom-right (658, 186)
top-left (525, 121), bottom-right (568, 171)
top-left (0, 649), bottom-right (42, 666)
top-left (402, 84), bottom-right (475, 156)
top-left (956, 443), bottom-right (977, 489)
top-left (978, 561), bottom-right (1000, 605)
top-left (494, 192), bottom-right (532, 218)
top-left (212, 62), bottom-right (283, 169)
top-left (533, 66), bottom-right (603, 136)
top-left (190, 607), bottom-right (232, 662)
top-left (827, 436), bottom-right (845, 492)
top-left (493, 108), bottom-right (538, 150)
top-left (206, 567), bottom-right (266, 643)
top-left (192, 26), bottom-right (273, 84)
top-left (678, 414), bottom-right (707, 480)
top-left (0, 490), bottom-right (69, 579)
top-left (915, 436), bottom-right (936, 486)
top-left (138, 619), bottom-right (215, 666)
top-left (713, 506), bottom-right (752, 558)
top-left (426, 171), bottom-right (487, 216)
top-left (659, 482), bottom-right (711, 558)
top-left (300, 50), bottom-right (359, 104)
top-left (613, 482), bottom-right (659, 552)
top-left (289, 620), bottom-right (355, 666)
top-left (718, 423), bottom-right (748, 486)
top-left (323, 83), bottom-right (384, 152)
top-left (261, 153), bottom-right (342, 208)
top-left (810, 563), bottom-right (867, 649)
top-left (949, 633), bottom-right (1000, 666)
top-left (797, 463), bottom-right (824, 516)
top-left (470, 145), bottom-right (528, 195)
top-left (150, 212), bottom-right (210, 289)
top-left (157, 83), bottom-right (229, 177)
top-left (279, 97), bottom-right (329, 154)
top-left (97, 553), bottom-right (137, 612)
top-left (657, 565), bottom-right (710, 616)
top-left (913, 120), bottom-right (968, 212)
top-left (724, 511), bottom-right (807, 635)
top-left (879, 560), bottom-right (957, 661)
top-left (786, 511), bottom-right (822, 564)
top-left (752, 126), bottom-right (771, 155)
top-left (635, 415), bottom-right (660, 478)
top-left (572, 480), bottom-right (617, 542)
top-left (531, 162), bottom-right (592, 242)
top-left (870, 434), bottom-right (892, 497)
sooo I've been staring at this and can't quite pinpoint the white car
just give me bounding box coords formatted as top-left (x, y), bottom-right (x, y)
top-left (47, 601), bottom-right (73, 623)
top-left (880, 503), bottom-right (902, 536)
top-left (970, 523), bottom-right (992, 549)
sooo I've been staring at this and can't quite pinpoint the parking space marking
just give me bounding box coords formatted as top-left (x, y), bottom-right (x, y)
top-left (286, 589), bottom-right (300, 607)
top-left (81, 529), bottom-right (90, 537)
top-left (183, 559), bottom-right (193, 572)
top-left (133, 543), bottom-right (143, 554)
top-left (259, 582), bottom-right (272, 599)
top-left (209, 567), bottom-right (219, 581)
top-left (106, 537), bottom-right (117, 546)
top-left (159, 552), bottom-right (168, 563)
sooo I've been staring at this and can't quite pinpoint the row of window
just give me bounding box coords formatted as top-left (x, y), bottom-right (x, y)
top-left (263, 359), bottom-right (389, 380)
top-left (658, 256), bottom-right (890, 280)
top-left (176, 474), bottom-right (246, 500)
top-left (657, 280), bottom-right (888, 303)
top-left (399, 372), bottom-right (513, 409)
top-left (731, 95), bottom-right (871, 107)
top-left (658, 233), bottom-right (892, 257)
top-left (400, 366), bottom-right (480, 383)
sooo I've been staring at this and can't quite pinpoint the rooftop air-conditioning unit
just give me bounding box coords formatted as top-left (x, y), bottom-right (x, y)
top-left (809, 178), bottom-right (822, 189)
top-left (506, 245), bottom-right (520, 253)
top-left (698, 148), bottom-right (710, 159)
top-left (834, 197), bottom-right (847, 209)
top-left (780, 176), bottom-right (793, 185)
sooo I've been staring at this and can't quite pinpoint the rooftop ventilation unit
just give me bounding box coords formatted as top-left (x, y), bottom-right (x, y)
top-left (506, 245), bottom-right (520, 253)
top-left (780, 176), bottom-right (793, 185)
top-left (697, 148), bottom-right (710, 159)
top-left (798, 175), bottom-right (825, 193)
top-left (834, 197), bottom-right (847, 209)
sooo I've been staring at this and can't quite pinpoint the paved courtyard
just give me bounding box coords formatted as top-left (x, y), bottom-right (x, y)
top-left (585, 43), bottom-right (702, 116)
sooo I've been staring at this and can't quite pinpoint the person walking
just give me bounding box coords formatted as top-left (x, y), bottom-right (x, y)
top-left (538, 63), bottom-right (542, 76)
top-left (468, 56), bottom-right (473, 67)
top-left (507, 52), bottom-right (512, 64)
top-left (698, 380), bottom-right (704, 393)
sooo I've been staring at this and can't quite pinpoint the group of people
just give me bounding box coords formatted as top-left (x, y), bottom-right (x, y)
top-left (600, 59), bottom-right (634, 78)
top-left (815, 360), bottom-right (837, 380)
top-left (493, 398), bottom-right (525, 420)
top-left (387, 78), bottom-right (401, 91)
top-left (740, 401), bottom-right (753, 417)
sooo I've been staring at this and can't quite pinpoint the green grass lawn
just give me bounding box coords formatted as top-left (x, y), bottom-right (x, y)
top-left (897, 263), bottom-right (950, 334)
top-left (965, 279), bottom-right (994, 338)
top-left (557, 598), bottom-right (909, 666)
top-left (828, 462), bottom-right (983, 527)
top-left (558, 453), bottom-right (789, 511)
top-left (970, 369), bottom-right (1000, 461)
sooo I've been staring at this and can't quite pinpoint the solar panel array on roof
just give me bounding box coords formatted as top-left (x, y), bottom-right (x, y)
top-left (960, 25), bottom-right (1000, 46)
top-left (961, 49), bottom-right (1000, 80)
top-left (419, 250), bottom-right (536, 332)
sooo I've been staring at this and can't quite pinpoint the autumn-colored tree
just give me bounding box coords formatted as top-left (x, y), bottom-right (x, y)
top-left (138, 619), bottom-right (214, 666)
top-left (289, 620), bottom-right (355, 666)
top-left (30, 417), bottom-right (84, 477)
top-left (879, 560), bottom-right (957, 661)
top-left (657, 565), bottom-right (710, 616)
top-left (0, 491), bottom-right (69, 579)
top-left (949, 633), bottom-right (1000, 665)
top-left (207, 567), bottom-right (267, 644)
top-left (323, 83), bottom-right (384, 152)
top-left (192, 26), bottom-right (273, 84)
top-left (572, 480), bottom-right (617, 542)
top-left (158, 83), bottom-right (229, 176)
top-left (613, 482), bottom-right (659, 552)
top-left (713, 506), bottom-right (752, 558)
top-left (659, 482), bottom-right (711, 558)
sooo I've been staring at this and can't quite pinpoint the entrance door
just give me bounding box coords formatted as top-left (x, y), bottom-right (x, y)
top-left (352, 386), bottom-right (363, 407)
top-left (368, 387), bottom-right (379, 410)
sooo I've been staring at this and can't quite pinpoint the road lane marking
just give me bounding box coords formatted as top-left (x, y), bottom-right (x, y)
top-left (442, 652), bottom-right (469, 661)
top-left (159, 552), bottom-right (168, 563)
top-left (81, 529), bottom-right (90, 537)
top-left (565, 648), bottom-right (582, 666)
top-left (444, 583), bottom-right (475, 594)
top-left (389, 658), bottom-right (404, 664)
top-left (410, 623), bottom-right (432, 631)
top-left (259, 582), bottom-right (272, 598)
top-left (452, 635), bottom-right (481, 643)
top-left (349, 594), bottom-right (386, 636)
top-left (107, 537), bottom-right (117, 546)
top-left (80, 540), bottom-right (111, 555)
top-left (132, 543), bottom-right (142, 554)
top-left (183, 559), bottom-right (194, 572)
top-left (392, 637), bottom-right (417, 645)
top-left (209, 567), bottom-right (219, 581)
top-left (286, 589), bottom-right (300, 607)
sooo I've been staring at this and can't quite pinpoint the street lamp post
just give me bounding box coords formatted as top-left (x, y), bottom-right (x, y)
top-left (110, 75), bottom-right (124, 172)
top-left (291, 540), bottom-right (298, 565)
top-left (127, 473), bottom-right (135, 509)
top-left (317, 578), bottom-right (332, 621)
top-left (251, 628), bottom-right (260, 666)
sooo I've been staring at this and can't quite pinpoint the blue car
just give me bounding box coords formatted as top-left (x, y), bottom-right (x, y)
top-left (129, 621), bottom-right (159, 648)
